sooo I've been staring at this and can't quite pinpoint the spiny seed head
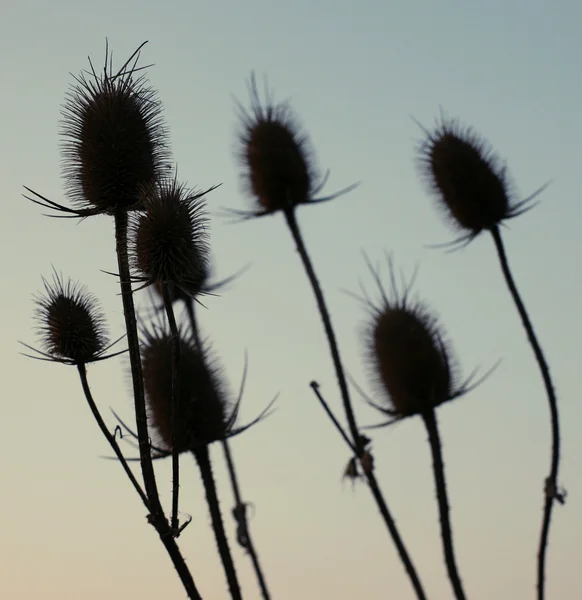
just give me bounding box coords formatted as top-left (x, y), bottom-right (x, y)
top-left (34, 272), bottom-right (109, 364)
top-left (141, 326), bottom-right (231, 451)
top-left (362, 258), bottom-right (465, 419)
top-left (60, 42), bottom-right (169, 215)
top-left (236, 73), bottom-right (320, 214)
top-left (370, 305), bottom-right (453, 417)
top-left (133, 177), bottom-right (210, 295)
top-left (417, 116), bottom-right (523, 237)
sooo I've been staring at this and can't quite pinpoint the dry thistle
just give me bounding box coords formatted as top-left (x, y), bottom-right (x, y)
top-left (416, 115), bottom-right (543, 247)
top-left (361, 257), bottom-right (478, 422)
top-left (25, 42), bottom-right (169, 218)
top-left (23, 272), bottom-right (121, 366)
top-left (232, 72), bottom-right (357, 219)
top-left (132, 176), bottom-right (213, 296)
top-left (141, 324), bottom-right (238, 452)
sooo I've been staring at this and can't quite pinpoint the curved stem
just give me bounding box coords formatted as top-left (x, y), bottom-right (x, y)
top-left (114, 211), bottom-right (202, 599)
top-left (162, 284), bottom-right (182, 534)
top-left (223, 438), bottom-right (271, 600)
top-left (490, 226), bottom-right (561, 600)
top-left (193, 446), bottom-right (243, 600)
top-left (284, 208), bottom-right (427, 600)
top-left (422, 409), bottom-right (467, 600)
top-left (77, 364), bottom-right (149, 507)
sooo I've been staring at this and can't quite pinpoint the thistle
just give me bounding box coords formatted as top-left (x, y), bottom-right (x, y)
top-left (231, 72), bottom-right (357, 220)
top-left (417, 113), bottom-right (561, 600)
top-left (232, 74), bottom-right (427, 600)
top-left (132, 176), bottom-right (214, 295)
top-left (25, 272), bottom-right (115, 366)
top-left (361, 257), bottom-right (481, 600)
top-left (416, 115), bottom-right (543, 247)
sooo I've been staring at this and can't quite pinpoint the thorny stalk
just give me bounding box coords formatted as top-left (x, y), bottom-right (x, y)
top-left (193, 446), bottom-right (243, 600)
top-left (284, 208), bottom-right (428, 600)
top-left (185, 296), bottom-right (270, 598)
top-left (490, 226), bottom-right (562, 600)
top-left (422, 408), bottom-right (467, 600)
top-left (162, 284), bottom-right (182, 534)
top-left (114, 210), bottom-right (202, 599)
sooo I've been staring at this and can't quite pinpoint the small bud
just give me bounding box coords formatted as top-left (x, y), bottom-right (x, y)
top-left (34, 273), bottom-right (109, 365)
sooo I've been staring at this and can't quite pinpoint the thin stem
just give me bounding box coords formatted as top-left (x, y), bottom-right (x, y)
top-left (114, 211), bottom-right (202, 599)
top-left (490, 226), bottom-right (561, 600)
top-left (185, 297), bottom-right (270, 598)
top-left (223, 438), bottom-right (271, 600)
top-left (77, 364), bottom-right (149, 507)
top-left (193, 446), bottom-right (243, 600)
top-left (310, 381), bottom-right (356, 452)
top-left (422, 408), bottom-right (467, 600)
top-left (284, 208), bottom-right (427, 600)
top-left (162, 284), bottom-right (182, 534)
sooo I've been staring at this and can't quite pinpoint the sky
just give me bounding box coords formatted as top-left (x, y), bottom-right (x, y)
top-left (1, 0), bottom-right (581, 598)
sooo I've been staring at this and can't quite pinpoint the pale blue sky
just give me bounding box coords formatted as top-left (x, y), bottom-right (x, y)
top-left (1, 1), bottom-right (581, 598)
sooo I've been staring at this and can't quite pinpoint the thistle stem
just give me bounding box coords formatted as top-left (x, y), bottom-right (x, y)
top-left (114, 211), bottom-right (202, 599)
top-left (284, 208), bottom-right (427, 600)
top-left (223, 438), bottom-right (271, 600)
top-left (193, 445), bottom-right (243, 600)
top-left (162, 285), bottom-right (182, 535)
top-left (490, 225), bottom-right (561, 600)
top-left (422, 408), bottom-right (467, 600)
top-left (185, 297), bottom-right (270, 598)
top-left (77, 364), bottom-right (149, 507)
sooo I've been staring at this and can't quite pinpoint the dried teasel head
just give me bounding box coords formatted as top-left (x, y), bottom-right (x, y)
top-left (360, 256), bottom-right (476, 421)
top-left (233, 72), bottom-right (358, 219)
top-left (132, 176), bottom-right (214, 296)
top-left (416, 114), bottom-right (543, 246)
top-left (58, 41), bottom-right (169, 216)
top-left (29, 272), bottom-right (112, 365)
top-left (141, 323), bottom-right (235, 451)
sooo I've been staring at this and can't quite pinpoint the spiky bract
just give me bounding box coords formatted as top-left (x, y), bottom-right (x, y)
top-left (236, 73), bottom-right (321, 215)
top-left (34, 273), bottom-right (109, 364)
top-left (60, 43), bottom-right (169, 215)
top-left (133, 177), bottom-right (210, 296)
top-left (362, 259), bottom-right (467, 419)
top-left (141, 325), bottom-right (232, 451)
top-left (417, 116), bottom-right (529, 239)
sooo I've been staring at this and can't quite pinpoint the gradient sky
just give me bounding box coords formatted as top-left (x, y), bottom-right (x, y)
top-left (2, 1), bottom-right (581, 599)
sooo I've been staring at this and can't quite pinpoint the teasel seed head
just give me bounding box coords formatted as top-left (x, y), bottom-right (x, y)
top-left (132, 176), bottom-right (212, 297)
top-left (60, 41), bottom-right (169, 215)
top-left (141, 324), bottom-right (233, 451)
top-left (234, 72), bottom-right (358, 219)
top-left (361, 256), bottom-right (472, 420)
top-left (33, 272), bottom-right (109, 365)
top-left (417, 115), bottom-right (538, 244)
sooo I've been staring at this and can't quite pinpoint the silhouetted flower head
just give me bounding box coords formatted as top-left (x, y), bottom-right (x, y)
top-left (361, 257), bottom-right (474, 421)
top-left (57, 42), bottom-right (169, 216)
top-left (32, 273), bottom-right (110, 365)
top-left (141, 324), bottom-right (235, 451)
top-left (132, 176), bottom-right (213, 296)
top-left (417, 115), bottom-right (540, 245)
top-left (232, 73), bottom-right (358, 219)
